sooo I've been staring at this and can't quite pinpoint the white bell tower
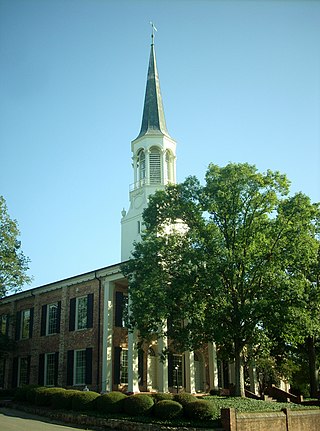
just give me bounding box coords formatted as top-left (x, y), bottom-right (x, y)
top-left (121, 35), bottom-right (177, 261)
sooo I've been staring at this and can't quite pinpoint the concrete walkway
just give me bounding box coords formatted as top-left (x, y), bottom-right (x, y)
top-left (0, 407), bottom-right (98, 431)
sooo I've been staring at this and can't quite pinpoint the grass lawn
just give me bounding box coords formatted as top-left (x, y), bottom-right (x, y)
top-left (203, 396), bottom-right (320, 420)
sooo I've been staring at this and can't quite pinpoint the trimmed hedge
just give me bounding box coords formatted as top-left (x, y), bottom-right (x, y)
top-left (173, 392), bottom-right (198, 407)
top-left (151, 392), bottom-right (174, 403)
top-left (14, 385), bottom-right (39, 402)
top-left (153, 399), bottom-right (183, 419)
top-left (35, 387), bottom-right (66, 407)
top-left (51, 390), bottom-right (80, 410)
top-left (71, 390), bottom-right (100, 411)
top-left (123, 394), bottom-right (154, 416)
top-left (26, 386), bottom-right (44, 404)
top-left (96, 391), bottom-right (127, 413)
top-left (184, 400), bottom-right (215, 420)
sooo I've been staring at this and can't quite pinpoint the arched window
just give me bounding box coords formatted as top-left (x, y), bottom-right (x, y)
top-left (138, 150), bottom-right (146, 182)
top-left (165, 150), bottom-right (174, 183)
top-left (149, 147), bottom-right (161, 184)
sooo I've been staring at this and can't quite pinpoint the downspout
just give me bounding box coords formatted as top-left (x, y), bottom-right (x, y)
top-left (95, 272), bottom-right (102, 392)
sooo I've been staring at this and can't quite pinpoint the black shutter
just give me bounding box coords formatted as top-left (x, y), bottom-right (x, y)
top-left (12, 357), bottom-right (18, 388)
top-left (26, 356), bottom-right (31, 384)
top-left (40, 305), bottom-right (47, 336)
top-left (168, 353), bottom-right (173, 387)
top-left (138, 349), bottom-right (144, 386)
top-left (54, 352), bottom-right (59, 386)
top-left (87, 294), bottom-right (94, 328)
top-left (56, 301), bottom-right (61, 333)
top-left (113, 347), bottom-right (121, 385)
top-left (115, 292), bottom-right (124, 327)
top-left (67, 350), bottom-right (74, 386)
top-left (38, 354), bottom-right (45, 385)
top-left (69, 298), bottom-right (76, 331)
top-left (15, 311), bottom-right (21, 340)
top-left (29, 308), bottom-right (34, 338)
top-left (85, 348), bottom-right (93, 385)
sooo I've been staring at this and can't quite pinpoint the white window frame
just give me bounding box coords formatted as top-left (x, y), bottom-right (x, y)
top-left (75, 296), bottom-right (87, 331)
top-left (44, 352), bottom-right (56, 386)
top-left (18, 356), bottom-right (28, 387)
top-left (173, 354), bottom-right (183, 388)
top-left (20, 309), bottom-right (30, 340)
top-left (74, 349), bottom-right (86, 386)
top-left (120, 348), bottom-right (128, 384)
top-left (46, 303), bottom-right (58, 335)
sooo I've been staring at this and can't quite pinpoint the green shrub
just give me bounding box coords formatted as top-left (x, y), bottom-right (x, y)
top-left (173, 392), bottom-right (197, 407)
top-left (152, 392), bottom-right (173, 403)
top-left (184, 400), bottom-right (215, 420)
top-left (96, 391), bottom-right (127, 413)
top-left (51, 390), bottom-right (81, 410)
top-left (35, 387), bottom-right (65, 407)
top-left (0, 389), bottom-right (15, 399)
top-left (26, 386), bottom-right (46, 404)
top-left (71, 390), bottom-right (100, 411)
top-left (123, 394), bottom-right (154, 416)
top-left (153, 400), bottom-right (183, 419)
top-left (14, 385), bottom-right (39, 402)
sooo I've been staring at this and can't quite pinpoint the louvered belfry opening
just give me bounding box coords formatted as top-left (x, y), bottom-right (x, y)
top-left (149, 147), bottom-right (161, 184)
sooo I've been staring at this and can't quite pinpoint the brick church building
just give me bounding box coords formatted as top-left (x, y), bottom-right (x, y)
top-left (0, 36), bottom-right (235, 395)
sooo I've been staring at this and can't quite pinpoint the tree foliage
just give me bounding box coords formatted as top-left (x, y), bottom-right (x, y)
top-left (0, 196), bottom-right (32, 297)
top-left (122, 163), bottom-right (320, 397)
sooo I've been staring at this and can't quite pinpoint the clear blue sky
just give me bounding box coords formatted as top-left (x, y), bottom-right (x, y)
top-left (1, 0), bottom-right (319, 290)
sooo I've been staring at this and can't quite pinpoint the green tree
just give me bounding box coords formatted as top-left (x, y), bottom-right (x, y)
top-left (123, 163), bottom-right (319, 397)
top-left (0, 196), bottom-right (32, 297)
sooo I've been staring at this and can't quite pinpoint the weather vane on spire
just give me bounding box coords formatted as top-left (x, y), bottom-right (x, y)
top-left (150, 21), bottom-right (157, 44)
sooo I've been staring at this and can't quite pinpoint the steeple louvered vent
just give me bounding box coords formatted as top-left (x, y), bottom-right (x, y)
top-left (150, 148), bottom-right (161, 184)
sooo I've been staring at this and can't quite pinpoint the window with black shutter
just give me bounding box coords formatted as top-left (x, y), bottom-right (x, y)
top-left (15, 312), bottom-right (21, 341)
top-left (115, 292), bottom-right (127, 327)
top-left (29, 308), bottom-right (34, 338)
top-left (38, 354), bottom-right (45, 385)
top-left (67, 350), bottom-right (74, 386)
top-left (113, 346), bottom-right (121, 385)
top-left (69, 298), bottom-right (76, 331)
top-left (40, 305), bottom-right (47, 336)
top-left (54, 352), bottom-right (59, 386)
top-left (56, 302), bottom-right (61, 333)
top-left (87, 294), bottom-right (94, 328)
top-left (12, 357), bottom-right (18, 388)
top-left (85, 348), bottom-right (92, 384)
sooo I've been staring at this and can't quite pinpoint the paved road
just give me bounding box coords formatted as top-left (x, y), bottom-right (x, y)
top-left (0, 407), bottom-right (97, 431)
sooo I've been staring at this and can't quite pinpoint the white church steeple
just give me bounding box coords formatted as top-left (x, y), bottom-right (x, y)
top-left (121, 35), bottom-right (177, 261)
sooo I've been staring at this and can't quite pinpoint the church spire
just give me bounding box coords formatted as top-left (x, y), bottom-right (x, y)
top-left (135, 33), bottom-right (171, 141)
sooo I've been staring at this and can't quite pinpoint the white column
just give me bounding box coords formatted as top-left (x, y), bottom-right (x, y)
top-left (249, 361), bottom-right (259, 395)
top-left (185, 351), bottom-right (196, 393)
top-left (208, 342), bottom-right (219, 390)
top-left (127, 329), bottom-right (140, 392)
top-left (157, 336), bottom-right (168, 392)
top-left (101, 279), bottom-right (114, 392)
top-left (162, 149), bottom-right (166, 184)
top-left (127, 294), bottom-right (140, 393)
top-left (133, 155), bottom-right (137, 185)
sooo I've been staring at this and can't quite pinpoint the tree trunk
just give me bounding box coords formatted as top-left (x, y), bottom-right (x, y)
top-left (307, 336), bottom-right (318, 398)
top-left (234, 340), bottom-right (245, 397)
